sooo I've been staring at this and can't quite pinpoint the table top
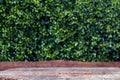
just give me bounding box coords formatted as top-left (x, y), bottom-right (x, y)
top-left (0, 67), bottom-right (120, 80)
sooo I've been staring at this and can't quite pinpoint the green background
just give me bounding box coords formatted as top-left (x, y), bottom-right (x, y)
top-left (0, 0), bottom-right (120, 61)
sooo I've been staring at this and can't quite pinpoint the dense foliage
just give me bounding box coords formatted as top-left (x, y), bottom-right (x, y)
top-left (0, 0), bottom-right (120, 61)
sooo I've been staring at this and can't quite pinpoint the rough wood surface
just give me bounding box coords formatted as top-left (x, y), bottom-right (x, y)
top-left (0, 60), bottom-right (120, 80)
top-left (0, 67), bottom-right (120, 80)
top-left (0, 60), bottom-right (120, 71)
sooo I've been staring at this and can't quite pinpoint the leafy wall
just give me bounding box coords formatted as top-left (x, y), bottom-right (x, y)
top-left (0, 0), bottom-right (120, 61)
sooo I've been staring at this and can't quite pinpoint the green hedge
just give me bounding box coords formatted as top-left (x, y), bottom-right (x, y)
top-left (0, 0), bottom-right (120, 61)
